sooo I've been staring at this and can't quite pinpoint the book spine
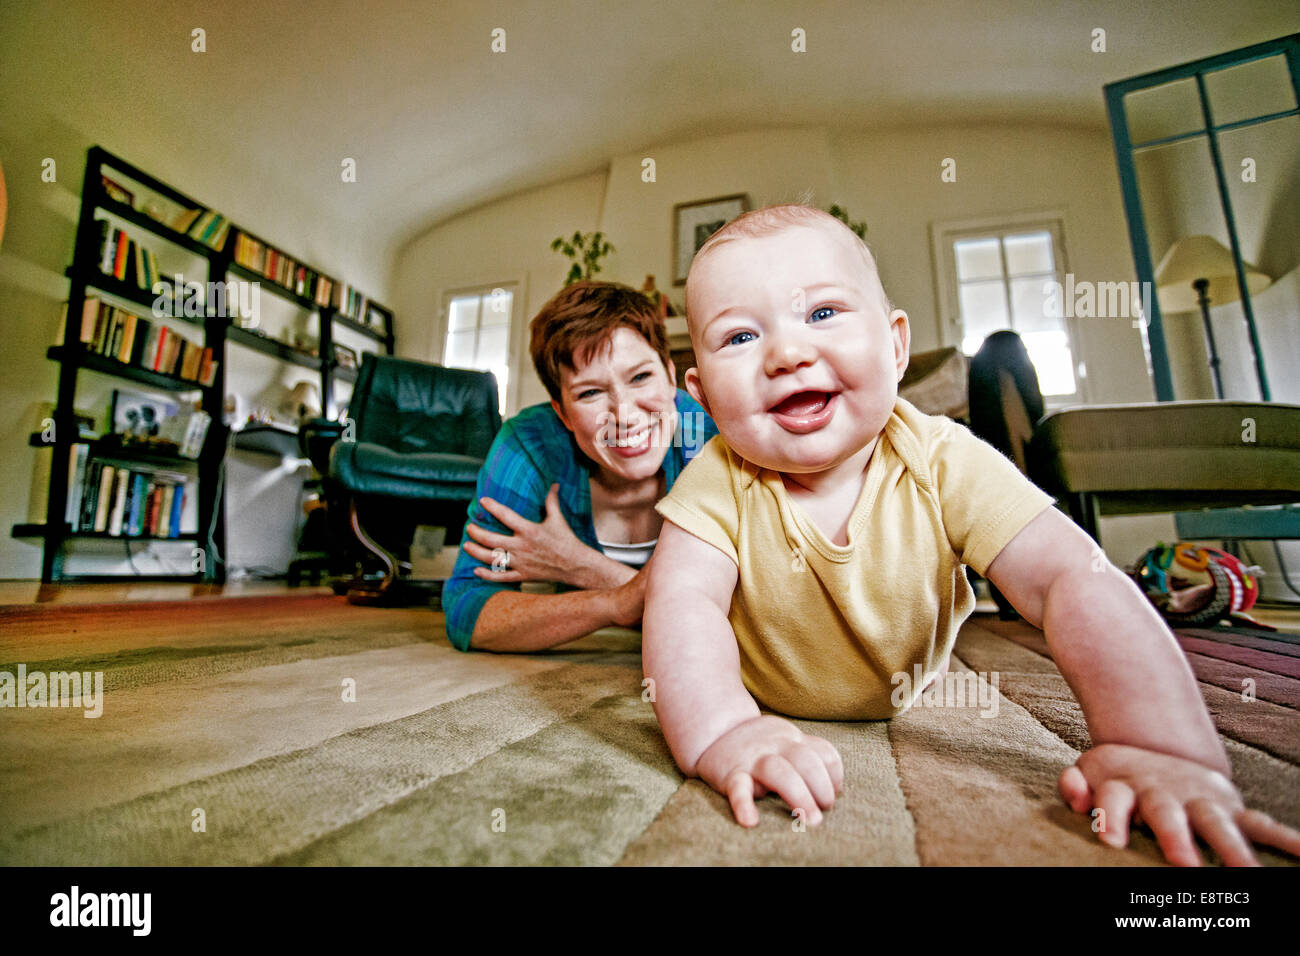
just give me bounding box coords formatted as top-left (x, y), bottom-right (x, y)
top-left (109, 468), bottom-right (130, 536)
top-left (79, 461), bottom-right (101, 532)
top-left (65, 443), bottom-right (89, 527)
top-left (131, 317), bottom-right (152, 366)
top-left (157, 484), bottom-right (174, 538)
top-left (113, 235), bottom-right (130, 281)
top-left (127, 473), bottom-right (146, 536)
top-left (79, 296), bottom-right (100, 344)
top-left (119, 312), bottom-right (138, 363)
top-left (143, 486), bottom-right (157, 538)
top-left (93, 465), bottom-right (116, 533)
top-left (169, 483), bottom-right (185, 538)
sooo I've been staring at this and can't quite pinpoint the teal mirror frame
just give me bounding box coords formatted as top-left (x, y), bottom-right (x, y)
top-left (1104, 33), bottom-right (1300, 402)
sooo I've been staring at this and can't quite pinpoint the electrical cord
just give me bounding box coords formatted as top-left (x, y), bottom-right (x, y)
top-left (124, 536), bottom-right (141, 575)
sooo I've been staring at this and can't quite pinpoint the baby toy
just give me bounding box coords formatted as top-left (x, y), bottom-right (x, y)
top-left (1129, 542), bottom-right (1270, 629)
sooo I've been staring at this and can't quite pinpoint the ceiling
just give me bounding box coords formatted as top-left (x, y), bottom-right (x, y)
top-left (4, 0), bottom-right (1297, 267)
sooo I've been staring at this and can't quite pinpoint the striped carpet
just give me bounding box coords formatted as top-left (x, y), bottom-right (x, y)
top-left (0, 595), bottom-right (1296, 866)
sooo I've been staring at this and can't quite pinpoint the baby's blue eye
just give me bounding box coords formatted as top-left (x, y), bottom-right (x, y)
top-left (726, 331), bottom-right (756, 347)
top-left (632, 371), bottom-right (651, 382)
top-left (810, 307), bottom-right (837, 322)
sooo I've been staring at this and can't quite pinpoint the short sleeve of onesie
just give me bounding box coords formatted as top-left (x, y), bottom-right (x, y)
top-left (925, 417), bottom-right (1056, 575)
top-left (654, 435), bottom-right (741, 566)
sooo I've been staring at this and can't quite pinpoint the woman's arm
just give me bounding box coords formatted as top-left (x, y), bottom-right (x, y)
top-left (468, 568), bottom-right (645, 651)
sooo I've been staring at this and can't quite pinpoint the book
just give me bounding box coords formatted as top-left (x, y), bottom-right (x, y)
top-left (130, 317), bottom-right (152, 366)
top-left (78, 461), bottom-right (101, 532)
top-left (119, 312), bottom-right (138, 363)
top-left (200, 351), bottom-right (218, 387)
top-left (142, 485), bottom-right (158, 537)
top-left (65, 443), bottom-right (89, 527)
top-left (113, 234), bottom-right (130, 281)
top-left (157, 484), bottom-right (174, 538)
top-left (93, 465), bottom-right (116, 533)
top-left (79, 297), bottom-right (101, 344)
top-left (107, 468), bottom-right (129, 536)
top-left (127, 473), bottom-right (147, 536)
top-left (168, 483), bottom-right (185, 538)
top-left (171, 207), bottom-right (202, 234)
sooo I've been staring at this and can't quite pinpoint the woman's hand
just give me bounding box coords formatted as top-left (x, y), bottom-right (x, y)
top-left (465, 484), bottom-right (624, 589)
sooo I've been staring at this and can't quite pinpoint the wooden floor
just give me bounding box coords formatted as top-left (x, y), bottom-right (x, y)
top-left (0, 580), bottom-right (334, 607)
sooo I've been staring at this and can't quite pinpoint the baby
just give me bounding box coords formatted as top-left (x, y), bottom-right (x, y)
top-left (643, 204), bottom-right (1299, 866)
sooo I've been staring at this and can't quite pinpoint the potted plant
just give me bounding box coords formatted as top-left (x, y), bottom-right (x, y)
top-left (551, 231), bottom-right (615, 286)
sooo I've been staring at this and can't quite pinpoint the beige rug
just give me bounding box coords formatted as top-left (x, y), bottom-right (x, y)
top-left (0, 595), bottom-right (1295, 865)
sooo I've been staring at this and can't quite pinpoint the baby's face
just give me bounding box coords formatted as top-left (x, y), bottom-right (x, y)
top-left (685, 224), bottom-right (909, 476)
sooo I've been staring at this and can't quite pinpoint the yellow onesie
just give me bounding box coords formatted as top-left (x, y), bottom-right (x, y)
top-left (655, 397), bottom-right (1055, 720)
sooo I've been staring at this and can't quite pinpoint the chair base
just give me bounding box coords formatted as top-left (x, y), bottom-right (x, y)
top-left (346, 576), bottom-right (443, 608)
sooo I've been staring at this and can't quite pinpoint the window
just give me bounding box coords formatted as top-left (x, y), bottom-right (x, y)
top-left (932, 215), bottom-right (1083, 401)
top-left (441, 284), bottom-right (516, 414)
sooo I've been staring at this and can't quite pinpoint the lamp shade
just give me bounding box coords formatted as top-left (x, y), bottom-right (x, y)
top-left (282, 380), bottom-right (321, 421)
top-left (1155, 235), bottom-right (1271, 312)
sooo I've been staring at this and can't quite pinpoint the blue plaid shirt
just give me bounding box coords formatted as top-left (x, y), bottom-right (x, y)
top-left (443, 390), bottom-right (716, 650)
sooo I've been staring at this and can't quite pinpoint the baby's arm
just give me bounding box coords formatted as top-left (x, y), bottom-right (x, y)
top-left (643, 521), bottom-right (843, 825)
top-left (987, 506), bottom-right (1300, 864)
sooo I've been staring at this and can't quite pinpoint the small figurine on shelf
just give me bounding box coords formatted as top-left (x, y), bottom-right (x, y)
top-left (641, 274), bottom-right (677, 320)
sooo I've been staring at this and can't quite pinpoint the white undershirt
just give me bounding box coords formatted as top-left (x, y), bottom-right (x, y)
top-left (598, 538), bottom-right (658, 568)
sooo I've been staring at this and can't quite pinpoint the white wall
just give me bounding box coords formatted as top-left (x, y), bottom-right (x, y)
top-left (392, 168), bottom-right (608, 413)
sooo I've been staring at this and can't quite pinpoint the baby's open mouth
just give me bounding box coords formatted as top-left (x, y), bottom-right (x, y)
top-left (769, 391), bottom-right (831, 417)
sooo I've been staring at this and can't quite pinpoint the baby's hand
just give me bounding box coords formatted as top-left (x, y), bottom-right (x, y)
top-left (695, 715), bottom-right (843, 827)
top-left (1059, 743), bottom-right (1300, 866)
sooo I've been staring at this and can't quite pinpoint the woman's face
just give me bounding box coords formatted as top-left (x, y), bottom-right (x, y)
top-left (552, 326), bottom-right (678, 486)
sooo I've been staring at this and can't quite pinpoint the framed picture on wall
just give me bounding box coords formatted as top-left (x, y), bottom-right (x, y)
top-left (109, 388), bottom-right (178, 439)
top-left (672, 193), bottom-right (750, 286)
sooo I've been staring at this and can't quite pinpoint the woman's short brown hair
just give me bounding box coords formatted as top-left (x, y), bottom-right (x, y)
top-left (529, 280), bottom-right (673, 403)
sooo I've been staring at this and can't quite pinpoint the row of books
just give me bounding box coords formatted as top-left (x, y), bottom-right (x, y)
top-left (64, 447), bottom-right (192, 539)
top-left (100, 173), bottom-right (230, 251)
top-left (233, 232), bottom-right (334, 306)
top-left (98, 172), bottom-right (384, 331)
top-left (185, 210), bottom-right (233, 251)
top-left (232, 232), bottom-right (379, 324)
top-left (61, 297), bottom-right (219, 386)
top-left (99, 220), bottom-right (164, 290)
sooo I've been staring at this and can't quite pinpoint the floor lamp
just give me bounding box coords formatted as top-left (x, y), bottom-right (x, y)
top-left (1155, 235), bottom-right (1271, 399)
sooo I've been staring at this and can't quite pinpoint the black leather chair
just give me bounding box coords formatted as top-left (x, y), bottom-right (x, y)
top-left (330, 354), bottom-right (501, 605)
top-left (967, 330), bottom-right (1046, 619)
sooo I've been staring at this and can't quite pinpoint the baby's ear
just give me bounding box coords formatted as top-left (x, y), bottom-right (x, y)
top-left (684, 367), bottom-right (711, 414)
top-left (889, 309), bottom-right (911, 382)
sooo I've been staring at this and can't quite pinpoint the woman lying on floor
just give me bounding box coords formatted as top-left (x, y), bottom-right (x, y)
top-left (442, 281), bottom-right (717, 651)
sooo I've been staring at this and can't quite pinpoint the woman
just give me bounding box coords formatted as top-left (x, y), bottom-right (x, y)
top-left (443, 281), bottom-right (717, 651)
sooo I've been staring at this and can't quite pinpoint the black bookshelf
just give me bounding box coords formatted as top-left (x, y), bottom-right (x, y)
top-left (16, 145), bottom-right (396, 584)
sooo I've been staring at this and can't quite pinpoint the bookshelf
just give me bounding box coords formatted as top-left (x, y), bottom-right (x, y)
top-left (13, 146), bottom-right (395, 583)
